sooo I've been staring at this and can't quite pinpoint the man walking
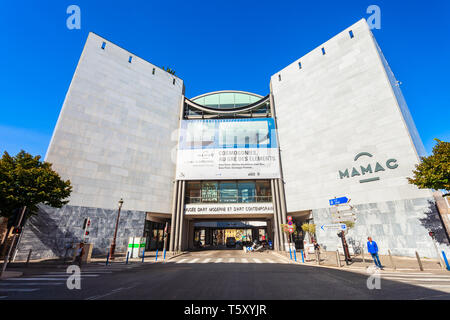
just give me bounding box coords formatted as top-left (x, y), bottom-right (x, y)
top-left (367, 237), bottom-right (383, 269)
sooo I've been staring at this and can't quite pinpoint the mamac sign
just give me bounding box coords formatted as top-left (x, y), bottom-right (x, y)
top-left (338, 152), bottom-right (398, 183)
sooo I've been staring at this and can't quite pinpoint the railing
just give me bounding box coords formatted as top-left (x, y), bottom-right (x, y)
top-left (185, 195), bottom-right (272, 204)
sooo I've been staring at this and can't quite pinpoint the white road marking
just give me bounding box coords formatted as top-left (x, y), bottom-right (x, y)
top-left (188, 258), bottom-right (200, 263)
top-left (0, 283), bottom-right (64, 286)
top-left (85, 286), bottom-right (135, 300)
top-left (36, 274), bottom-right (99, 278)
top-left (0, 289), bottom-right (39, 292)
top-left (0, 296), bottom-right (7, 299)
top-left (383, 277), bottom-right (450, 282)
top-left (202, 258), bottom-right (211, 263)
top-left (175, 258), bottom-right (187, 264)
top-left (3, 278), bottom-right (67, 281)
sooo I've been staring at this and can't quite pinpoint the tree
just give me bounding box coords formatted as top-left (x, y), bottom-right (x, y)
top-left (407, 139), bottom-right (450, 195)
top-left (0, 150), bottom-right (72, 219)
top-left (301, 223), bottom-right (316, 243)
top-left (163, 66), bottom-right (176, 75)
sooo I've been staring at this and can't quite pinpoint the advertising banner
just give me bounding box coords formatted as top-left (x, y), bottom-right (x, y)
top-left (176, 118), bottom-right (280, 180)
top-left (185, 203), bottom-right (274, 215)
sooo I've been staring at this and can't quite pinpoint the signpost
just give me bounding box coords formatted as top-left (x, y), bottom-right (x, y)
top-left (329, 197), bottom-right (353, 265)
top-left (320, 223), bottom-right (347, 232)
top-left (329, 197), bottom-right (349, 206)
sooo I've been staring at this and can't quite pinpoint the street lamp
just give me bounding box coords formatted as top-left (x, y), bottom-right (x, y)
top-left (109, 198), bottom-right (123, 260)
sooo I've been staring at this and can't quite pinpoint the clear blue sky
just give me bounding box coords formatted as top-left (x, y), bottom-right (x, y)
top-left (1, 0), bottom-right (449, 157)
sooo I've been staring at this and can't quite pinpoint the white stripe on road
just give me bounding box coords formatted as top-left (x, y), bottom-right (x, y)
top-left (36, 274), bottom-right (99, 278)
top-left (383, 277), bottom-right (450, 282)
top-left (215, 258), bottom-right (223, 263)
top-left (3, 278), bottom-right (67, 281)
top-left (201, 258), bottom-right (211, 263)
top-left (188, 258), bottom-right (200, 263)
top-left (0, 289), bottom-right (40, 292)
top-left (45, 271), bottom-right (112, 274)
top-left (0, 296), bottom-right (7, 299)
top-left (0, 283), bottom-right (64, 286)
top-left (175, 258), bottom-right (187, 264)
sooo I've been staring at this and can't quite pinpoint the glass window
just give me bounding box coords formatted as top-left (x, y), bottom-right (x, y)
top-left (238, 181), bottom-right (256, 203)
top-left (201, 182), bottom-right (218, 202)
top-left (186, 182), bottom-right (201, 203)
top-left (256, 181), bottom-right (271, 202)
top-left (219, 181), bottom-right (238, 203)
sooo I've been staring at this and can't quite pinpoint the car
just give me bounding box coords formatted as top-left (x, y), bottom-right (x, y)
top-left (226, 237), bottom-right (236, 248)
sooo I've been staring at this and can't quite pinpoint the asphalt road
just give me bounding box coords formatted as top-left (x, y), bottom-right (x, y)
top-left (1, 250), bottom-right (450, 300)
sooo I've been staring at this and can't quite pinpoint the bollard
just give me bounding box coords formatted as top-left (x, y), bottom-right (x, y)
top-left (388, 249), bottom-right (396, 270)
top-left (106, 251), bottom-right (110, 266)
top-left (336, 250), bottom-right (341, 267)
top-left (289, 247), bottom-right (292, 260)
top-left (26, 249), bottom-right (32, 268)
top-left (300, 249), bottom-right (304, 263)
top-left (361, 246), bottom-right (365, 266)
top-left (126, 251), bottom-right (130, 265)
top-left (293, 248), bottom-right (297, 262)
top-left (442, 251), bottom-right (450, 271)
top-left (415, 251), bottom-right (424, 271)
top-left (155, 249), bottom-right (158, 262)
top-left (142, 247), bottom-right (146, 263)
top-left (163, 248), bottom-right (167, 261)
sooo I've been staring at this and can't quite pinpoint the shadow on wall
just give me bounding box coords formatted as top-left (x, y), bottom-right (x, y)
top-left (15, 204), bottom-right (147, 261)
top-left (419, 200), bottom-right (450, 246)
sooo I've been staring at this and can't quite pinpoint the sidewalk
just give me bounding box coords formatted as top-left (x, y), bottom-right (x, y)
top-left (273, 250), bottom-right (450, 273)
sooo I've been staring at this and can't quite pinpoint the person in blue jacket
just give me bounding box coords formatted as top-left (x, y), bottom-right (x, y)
top-left (367, 237), bottom-right (383, 269)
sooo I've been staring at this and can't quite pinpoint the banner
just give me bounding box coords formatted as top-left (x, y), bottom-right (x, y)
top-left (176, 118), bottom-right (281, 180)
top-left (185, 203), bottom-right (274, 215)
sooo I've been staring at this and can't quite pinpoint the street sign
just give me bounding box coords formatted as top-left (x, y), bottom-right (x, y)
top-left (329, 197), bottom-right (349, 206)
top-left (287, 221), bottom-right (293, 226)
top-left (287, 216), bottom-right (292, 221)
top-left (320, 223), bottom-right (347, 232)
top-left (288, 227), bottom-right (294, 234)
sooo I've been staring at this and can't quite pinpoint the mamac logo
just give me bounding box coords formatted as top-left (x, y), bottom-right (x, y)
top-left (338, 152), bottom-right (398, 183)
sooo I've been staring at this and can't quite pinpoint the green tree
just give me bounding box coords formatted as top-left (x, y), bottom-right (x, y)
top-left (407, 139), bottom-right (450, 195)
top-left (0, 150), bottom-right (72, 218)
top-left (301, 223), bottom-right (316, 243)
top-left (163, 66), bottom-right (176, 75)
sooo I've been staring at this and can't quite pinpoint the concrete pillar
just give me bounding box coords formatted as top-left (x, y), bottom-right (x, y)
top-left (278, 178), bottom-right (289, 249)
top-left (169, 180), bottom-right (179, 252)
top-left (173, 181), bottom-right (182, 252)
top-left (271, 179), bottom-right (283, 251)
top-left (177, 181), bottom-right (186, 252)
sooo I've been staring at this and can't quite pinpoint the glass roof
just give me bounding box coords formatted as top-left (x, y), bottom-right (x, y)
top-left (191, 91), bottom-right (263, 109)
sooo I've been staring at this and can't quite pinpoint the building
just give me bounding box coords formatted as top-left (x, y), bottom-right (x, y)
top-left (14, 18), bottom-right (450, 261)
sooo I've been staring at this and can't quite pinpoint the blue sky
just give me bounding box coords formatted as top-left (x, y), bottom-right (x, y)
top-left (1, 0), bottom-right (449, 158)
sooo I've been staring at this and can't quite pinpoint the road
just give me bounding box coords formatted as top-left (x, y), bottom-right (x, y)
top-left (1, 250), bottom-right (450, 300)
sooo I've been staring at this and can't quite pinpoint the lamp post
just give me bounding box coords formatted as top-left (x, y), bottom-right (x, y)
top-left (109, 198), bottom-right (123, 260)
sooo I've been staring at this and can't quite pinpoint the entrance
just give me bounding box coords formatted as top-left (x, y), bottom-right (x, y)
top-left (193, 221), bottom-right (268, 249)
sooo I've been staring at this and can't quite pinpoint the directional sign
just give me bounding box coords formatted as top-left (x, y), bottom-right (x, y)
top-left (329, 197), bottom-right (349, 206)
top-left (320, 223), bottom-right (347, 232)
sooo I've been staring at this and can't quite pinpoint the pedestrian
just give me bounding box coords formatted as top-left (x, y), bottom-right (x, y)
top-left (75, 242), bottom-right (85, 267)
top-left (313, 240), bottom-right (321, 263)
top-left (367, 237), bottom-right (383, 269)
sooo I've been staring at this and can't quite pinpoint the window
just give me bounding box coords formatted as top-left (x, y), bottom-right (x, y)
top-left (278, 74), bottom-right (281, 81)
top-left (219, 181), bottom-right (238, 203)
top-left (152, 68), bottom-right (155, 75)
top-left (238, 181), bottom-right (256, 203)
top-left (201, 182), bottom-right (218, 202)
top-left (349, 30), bottom-right (354, 39)
top-left (298, 62), bottom-right (302, 69)
top-left (321, 47), bottom-right (326, 55)
top-left (101, 42), bottom-right (106, 50)
top-left (173, 78), bottom-right (176, 85)
top-left (186, 182), bottom-right (201, 203)
top-left (129, 56), bottom-right (132, 63)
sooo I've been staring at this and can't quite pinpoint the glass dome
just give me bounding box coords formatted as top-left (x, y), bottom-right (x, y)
top-left (191, 91), bottom-right (263, 109)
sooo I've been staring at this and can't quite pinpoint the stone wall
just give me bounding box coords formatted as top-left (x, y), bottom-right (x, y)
top-left (313, 197), bottom-right (450, 258)
top-left (14, 204), bottom-right (146, 261)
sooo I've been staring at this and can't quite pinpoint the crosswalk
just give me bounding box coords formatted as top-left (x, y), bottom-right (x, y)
top-left (359, 270), bottom-right (450, 293)
top-left (172, 256), bottom-right (284, 264)
top-left (0, 262), bottom-right (142, 299)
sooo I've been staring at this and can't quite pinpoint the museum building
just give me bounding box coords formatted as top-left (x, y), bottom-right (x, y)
top-left (14, 18), bottom-right (450, 261)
